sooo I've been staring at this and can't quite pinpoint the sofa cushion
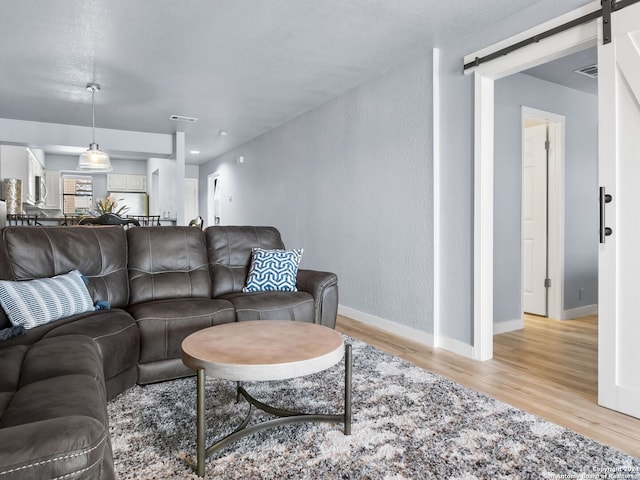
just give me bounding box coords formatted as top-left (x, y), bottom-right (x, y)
top-left (43, 310), bottom-right (140, 398)
top-left (206, 226), bottom-right (286, 297)
top-left (127, 227), bottom-right (212, 304)
top-left (243, 248), bottom-right (303, 293)
top-left (0, 270), bottom-right (94, 329)
top-left (128, 297), bottom-right (235, 365)
top-left (221, 291), bottom-right (315, 321)
top-left (0, 226), bottom-right (130, 308)
top-left (17, 335), bottom-right (103, 391)
top-left (1, 374), bottom-right (107, 428)
top-left (0, 345), bottom-right (28, 418)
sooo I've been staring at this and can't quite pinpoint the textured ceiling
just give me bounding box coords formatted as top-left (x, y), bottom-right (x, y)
top-left (0, 0), bottom-right (546, 164)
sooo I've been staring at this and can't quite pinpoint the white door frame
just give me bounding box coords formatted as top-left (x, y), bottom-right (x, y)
top-left (464, 2), bottom-right (599, 360)
top-left (521, 107), bottom-right (565, 322)
top-left (207, 172), bottom-right (221, 227)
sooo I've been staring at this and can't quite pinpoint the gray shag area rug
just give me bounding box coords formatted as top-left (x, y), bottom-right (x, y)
top-left (108, 338), bottom-right (640, 479)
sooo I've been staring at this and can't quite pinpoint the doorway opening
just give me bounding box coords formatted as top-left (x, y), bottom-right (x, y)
top-left (490, 52), bottom-right (601, 419)
top-left (468, 0), bottom-right (640, 421)
top-left (207, 172), bottom-right (221, 226)
top-left (465, 4), bottom-right (599, 361)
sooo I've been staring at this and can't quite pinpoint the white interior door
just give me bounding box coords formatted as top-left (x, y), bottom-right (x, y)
top-left (523, 124), bottom-right (548, 316)
top-left (598, 2), bottom-right (640, 419)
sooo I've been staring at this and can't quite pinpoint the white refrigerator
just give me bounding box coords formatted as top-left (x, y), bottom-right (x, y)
top-left (108, 192), bottom-right (148, 217)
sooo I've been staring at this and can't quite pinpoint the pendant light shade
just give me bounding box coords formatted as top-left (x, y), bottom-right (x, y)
top-left (78, 143), bottom-right (112, 171)
top-left (78, 83), bottom-right (112, 171)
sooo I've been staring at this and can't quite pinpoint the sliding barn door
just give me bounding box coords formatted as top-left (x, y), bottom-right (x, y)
top-left (598, 1), bottom-right (640, 419)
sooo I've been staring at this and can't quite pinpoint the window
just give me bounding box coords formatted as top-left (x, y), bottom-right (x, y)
top-left (62, 175), bottom-right (93, 215)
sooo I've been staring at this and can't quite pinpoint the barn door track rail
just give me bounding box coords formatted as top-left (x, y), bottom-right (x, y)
top-left (463, 0), bottom-right (640, 71)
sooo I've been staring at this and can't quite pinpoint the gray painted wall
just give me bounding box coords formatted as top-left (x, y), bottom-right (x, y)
top-left (493, 73), bottom-right (598, 326)
top-left (198, 0), bottom-right (594, 346)
top-left (200, 55), bottom-right (434, 332)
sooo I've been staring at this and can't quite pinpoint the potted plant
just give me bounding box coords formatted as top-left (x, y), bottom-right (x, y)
top-left (94, 195), bottom-right (129, 217)
top-left (77, 195), bottom-right (138, 226)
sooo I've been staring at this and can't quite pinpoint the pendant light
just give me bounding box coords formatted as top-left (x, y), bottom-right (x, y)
top-left (78, 82), bottom-right (112, 171)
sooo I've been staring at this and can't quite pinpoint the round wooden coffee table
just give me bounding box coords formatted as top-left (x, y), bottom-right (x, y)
top-left (181, 320), bottom-right (352, 477)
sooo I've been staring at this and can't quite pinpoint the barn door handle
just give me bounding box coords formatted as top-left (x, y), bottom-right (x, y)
top-left (600, 187), bottom-right (613, 244)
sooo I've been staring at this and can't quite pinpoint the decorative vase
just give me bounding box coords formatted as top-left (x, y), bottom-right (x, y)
top-left (3, 178), bottom-right (22, 214)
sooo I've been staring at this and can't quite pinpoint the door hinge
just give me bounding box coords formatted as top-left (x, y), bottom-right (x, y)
top-left (544, 278), bottom-right (552, 288)
top-left (545, 140), bottom-right (550, 151)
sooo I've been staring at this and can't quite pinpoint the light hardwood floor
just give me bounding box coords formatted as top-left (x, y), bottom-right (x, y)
top-left (336, 313), bottom-right (640, 458)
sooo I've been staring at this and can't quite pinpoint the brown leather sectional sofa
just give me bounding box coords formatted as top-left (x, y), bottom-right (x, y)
top-left (0, 225), bottom-right (338, 479)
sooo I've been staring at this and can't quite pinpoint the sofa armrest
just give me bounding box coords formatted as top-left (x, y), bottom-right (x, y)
top-left (296, 269), bottom-right (338, 329)
top-left (0, 417), bottom-right (110, 480)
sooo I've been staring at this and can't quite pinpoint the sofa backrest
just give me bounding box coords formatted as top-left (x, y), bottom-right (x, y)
top-left (0, 226), bottom-right (130, 309)
top-left (205, 226), bottom-right (285, 297)
top-left (127, 226), bottom-right (211, 305)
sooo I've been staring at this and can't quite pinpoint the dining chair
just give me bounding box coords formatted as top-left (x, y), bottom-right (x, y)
top-left (6, 214), bottom-right (40, 226)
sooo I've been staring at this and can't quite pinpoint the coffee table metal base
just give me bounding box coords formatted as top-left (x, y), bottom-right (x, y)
top-left (195, 343), bottom-right (352, 477)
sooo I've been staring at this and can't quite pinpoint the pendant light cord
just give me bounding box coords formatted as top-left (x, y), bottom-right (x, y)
top-left (78, 82), bottom-right (112, 171)
top-left (91, 87), bottom-right (96, 145)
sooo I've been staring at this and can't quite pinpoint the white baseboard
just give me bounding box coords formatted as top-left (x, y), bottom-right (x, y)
top-left (493, 318), bottom-right (524, 335)
top-left (563, 304), bottom-right (598, 320)
top-left (337, 305), bottom-right (475, 359)
top-left (338, 305), bottom-right (434, 347)
top-left (433, 335), bottom-right (475, 358)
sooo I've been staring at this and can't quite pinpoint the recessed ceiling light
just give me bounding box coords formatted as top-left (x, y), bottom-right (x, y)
top-left (218, 129), bottom-right (228, 136)
top-left (190, 150), bottom-right (200, 154)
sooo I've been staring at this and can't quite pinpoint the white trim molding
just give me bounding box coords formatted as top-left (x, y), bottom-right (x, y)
top-left (494, 318), bottom-right (524, 335)
top-left (473, 72), bottom-right (495, 361)
top-left (337, 305), bottom-right (477, 359)
top-left (433, 46), bottom-right (442, 347)
top-left (434, 335), bottom-right (475, 359)
top-left (338, 305), bottom-right (434, 347)
top-left (564, 304), bottom-right (598, 320)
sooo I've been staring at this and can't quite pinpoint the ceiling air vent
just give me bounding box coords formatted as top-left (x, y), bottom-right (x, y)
top-left (169, 114), bottom-right (198, 122)
top-left (574, 64), bottom-right (598, 78)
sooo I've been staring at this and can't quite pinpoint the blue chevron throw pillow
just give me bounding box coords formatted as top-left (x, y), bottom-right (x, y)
top-left (243, 248), bottom-right (303, 292)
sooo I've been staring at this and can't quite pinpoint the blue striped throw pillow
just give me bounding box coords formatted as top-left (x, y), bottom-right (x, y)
top-left (0, 270), bottom-right (95, 329)
top-left (243, 248), bottom-right (303, 292)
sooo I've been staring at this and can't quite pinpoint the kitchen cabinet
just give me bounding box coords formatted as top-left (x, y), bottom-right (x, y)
top-left (107, 174), bottom-right (146, 192)
top-left (0, 145), bottom-right (45, 205)
top-left (43, 170), bottom-right (61, 209)
top-left (27, 149), bottom-right (44, 205)
top-left (0, 145), bottom-right (27, 180)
